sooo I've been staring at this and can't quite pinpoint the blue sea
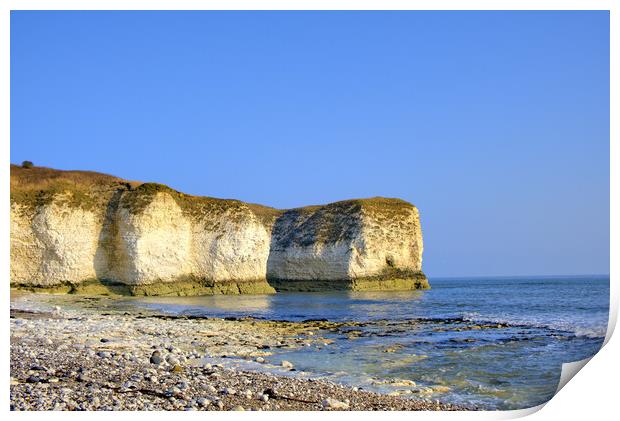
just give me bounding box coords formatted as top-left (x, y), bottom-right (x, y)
top-left (128, 275), bottom-right (609, 410)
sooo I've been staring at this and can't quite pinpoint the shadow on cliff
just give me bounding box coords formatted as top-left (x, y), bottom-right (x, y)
top-left (92, 189), bottom-right (132, 295)
top-left (265, 203), bottom-right (363, 292)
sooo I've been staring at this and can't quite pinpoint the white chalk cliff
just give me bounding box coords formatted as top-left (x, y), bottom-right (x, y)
top-left (10, 165), bottom-right (428, 295)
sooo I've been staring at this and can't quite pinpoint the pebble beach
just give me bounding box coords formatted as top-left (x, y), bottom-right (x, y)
top-left (10, 294), bottom-right (468, 411)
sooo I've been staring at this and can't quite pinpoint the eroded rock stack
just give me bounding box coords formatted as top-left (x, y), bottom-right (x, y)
top-left (267, 199), bottom-right (427, 291)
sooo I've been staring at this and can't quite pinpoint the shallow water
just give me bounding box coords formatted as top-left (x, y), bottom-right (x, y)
top-left (130, 275), bottom-right (608, 409)
top-left (13, 275), bottom-right (609, 410)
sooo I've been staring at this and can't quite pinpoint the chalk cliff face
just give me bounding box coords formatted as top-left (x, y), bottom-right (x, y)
top-left (267, 199), bottom-right (427, 291)
top-left (10, 165), bottom-right (428, 295)
top-left (112, 189), bottom-right (275, 295)
top-left (10, 200), bottom-right (103, 288)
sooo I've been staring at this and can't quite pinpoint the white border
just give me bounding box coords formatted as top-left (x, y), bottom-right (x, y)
top-left (2, 2), bottom-right (616, 420)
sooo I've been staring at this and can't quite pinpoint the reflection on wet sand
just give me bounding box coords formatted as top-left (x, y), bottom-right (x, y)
top-left (137, 294), bottom-right (273, 313)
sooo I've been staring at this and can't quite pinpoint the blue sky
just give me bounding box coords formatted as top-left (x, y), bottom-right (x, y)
top-left (10, 11), bottom-right (609, 277)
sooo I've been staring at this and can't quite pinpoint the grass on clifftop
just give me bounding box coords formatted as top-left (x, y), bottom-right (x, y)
top-left (119, 182), bottom-right (281, 225)
top-left (10, 164), bottom-right (136, 211)
top-left (271, 197), bottom-right (417, 247)
top-left (288, 197), bottom-right (417, 223)
top-left (291, 197), bottom-right (415, 213)
top-left (10, 164), bottom-right (281, 224)
top-left (10, 164), bottom-right (414, 224)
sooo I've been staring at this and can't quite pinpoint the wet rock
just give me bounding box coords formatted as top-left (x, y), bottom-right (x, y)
top-left (281, 360), bottom-right (294, 369)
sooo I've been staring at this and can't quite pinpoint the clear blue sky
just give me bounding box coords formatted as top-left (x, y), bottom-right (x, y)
top-left (10, 11), bottom-right (609, 277)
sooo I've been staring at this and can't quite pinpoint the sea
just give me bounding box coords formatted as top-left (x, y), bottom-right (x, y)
top-left (14, 275), bottom-right (610, 410)
top-left (129, 275), bottom-right (609, 410)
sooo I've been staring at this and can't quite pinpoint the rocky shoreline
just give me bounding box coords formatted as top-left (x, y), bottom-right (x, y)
top-left (10, 295), bottom-right (469, 411)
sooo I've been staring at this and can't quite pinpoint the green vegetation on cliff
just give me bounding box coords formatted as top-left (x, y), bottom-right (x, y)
top-left (10, 164), bottom-right (280, 226)
top-left (10, 164), bottom-right (132, 213)
top-left (11, 165), bottom-right (415, 227)
top-left (272, 197), bottom-right (417, 248)
top-left (119, 182), bottom-right (281, 226)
